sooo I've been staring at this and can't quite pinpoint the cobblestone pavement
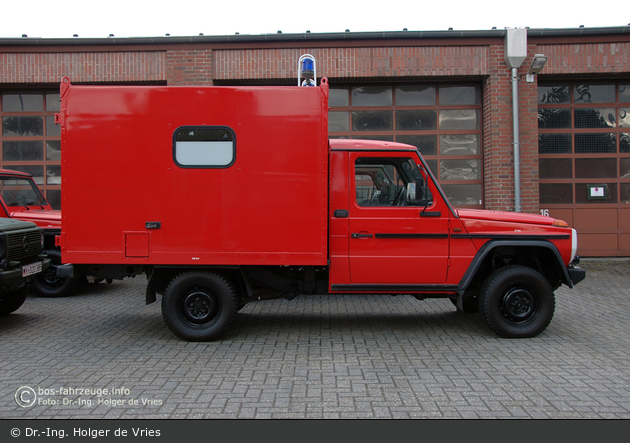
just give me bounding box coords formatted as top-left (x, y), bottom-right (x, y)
top-left (1, 260), bottom-right (629, 419)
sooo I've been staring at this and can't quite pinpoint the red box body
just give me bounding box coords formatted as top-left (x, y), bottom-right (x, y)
top-left (58, 80), bottom-right (329, 266)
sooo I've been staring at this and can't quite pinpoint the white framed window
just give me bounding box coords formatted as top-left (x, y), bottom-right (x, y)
top-left (173, 126), bottom-right (236, 168)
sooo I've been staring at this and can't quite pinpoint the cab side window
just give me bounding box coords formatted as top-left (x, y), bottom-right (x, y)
top-left (355, 159), bottom-right (405, 207)
top-left (355, 157), bottom-right (432, 207)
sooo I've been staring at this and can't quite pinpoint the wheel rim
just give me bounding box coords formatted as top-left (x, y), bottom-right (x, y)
top-left (181, 289), bottom-right (218, 324)
top-left (500, 286), bottom-right (538, 323)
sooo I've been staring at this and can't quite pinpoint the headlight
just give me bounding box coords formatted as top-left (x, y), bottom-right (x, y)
top-left (40, 230), bottom-right (45, 250)
top-left (570, 228), bottom-right (578, 264)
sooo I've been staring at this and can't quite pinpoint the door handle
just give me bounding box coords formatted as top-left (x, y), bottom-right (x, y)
top-left (351, 233), bottom-right (373, 238)
top-left (420, 211), bottom-right (441, 217)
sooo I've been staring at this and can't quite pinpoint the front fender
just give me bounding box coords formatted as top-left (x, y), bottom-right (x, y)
top-left (456, 239), bottom-right (574, 295)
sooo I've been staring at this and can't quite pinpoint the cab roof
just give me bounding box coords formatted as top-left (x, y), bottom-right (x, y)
top-left (329, 139), bottom-right (417, 152)
top-left (0, 168), bottom-right (31, 177)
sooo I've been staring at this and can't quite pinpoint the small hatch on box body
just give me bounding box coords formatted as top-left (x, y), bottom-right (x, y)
top-left (125, 232), bottom-right (149, 257)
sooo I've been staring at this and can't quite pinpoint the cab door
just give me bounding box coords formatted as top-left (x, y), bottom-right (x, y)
top-left (347, 152), bottom-right (450, 285)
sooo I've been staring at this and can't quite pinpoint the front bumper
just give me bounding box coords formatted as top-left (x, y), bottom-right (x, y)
top-left (568, 266), bottom-right (586, 286)
top-left (0, 257), bottom-right (51, 284)
top-left (0, 257), bottom-right (51, 295)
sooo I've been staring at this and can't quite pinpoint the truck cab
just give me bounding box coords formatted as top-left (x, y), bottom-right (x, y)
top-left (329, 140), bottom-right (452, 288)
top-left (326, 139), bottom-right (582, 338)
top-left (328, 140), bottom-right (580, 292)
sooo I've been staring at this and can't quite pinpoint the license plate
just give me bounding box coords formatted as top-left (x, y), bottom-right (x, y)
top-left (22, 262), bottom-right (42, 277)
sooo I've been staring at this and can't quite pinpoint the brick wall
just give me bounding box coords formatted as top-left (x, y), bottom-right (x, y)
top-left (166, 49), bottom-right (213, 85)
top-left (540, 42), bottom-right (630, 74)
top-left (0, 51), bottom-right (166, 83)
top-left (213, 46), bottom-right (489, 80)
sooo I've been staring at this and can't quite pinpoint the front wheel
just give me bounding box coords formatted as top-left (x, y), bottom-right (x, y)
top-left (478, 265), bottom-right (555, 338)
top-left (162, 271), bottom-right (237, 341)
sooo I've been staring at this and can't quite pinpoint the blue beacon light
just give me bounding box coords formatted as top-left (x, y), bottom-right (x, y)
top-left (298, 54), bottom-right (316, 87)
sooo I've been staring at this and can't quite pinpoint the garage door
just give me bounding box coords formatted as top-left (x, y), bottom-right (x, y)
top-left (538, 82), bottom-right (630, 257)
top-left (328, 84), bottom-right (483, 209)
top-left (0, 90), bottom-right (61, 209)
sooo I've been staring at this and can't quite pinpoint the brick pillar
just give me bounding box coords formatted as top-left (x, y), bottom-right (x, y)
top-left (483, 43), bottom-right (539, 214)
top-left (166, 49), bottom-right (213, 85)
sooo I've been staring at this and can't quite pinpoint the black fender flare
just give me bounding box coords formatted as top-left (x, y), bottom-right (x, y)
top-left (456, 239), bottom-right (573, 296)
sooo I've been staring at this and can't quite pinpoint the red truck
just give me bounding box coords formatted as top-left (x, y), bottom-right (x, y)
top-left (55, 76), bottom-right (584, 341)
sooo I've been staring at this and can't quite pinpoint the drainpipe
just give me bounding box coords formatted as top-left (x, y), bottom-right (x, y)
top-left (504, 28), bottom-right (527, 212)
top-left (511, 67), bottom-right (522, 212)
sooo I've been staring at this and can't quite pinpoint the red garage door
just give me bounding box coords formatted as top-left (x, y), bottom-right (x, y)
top-left (538, 82), bottom-right (630, 257)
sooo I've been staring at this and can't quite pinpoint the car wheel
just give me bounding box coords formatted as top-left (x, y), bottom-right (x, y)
top-left (162, 271), bottom-right (237, 341)
top-left (478, 265), bottom-right (555, 338)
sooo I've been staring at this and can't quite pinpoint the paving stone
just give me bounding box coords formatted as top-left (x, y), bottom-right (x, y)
top-left (1, 259), bottom-right (629, 418)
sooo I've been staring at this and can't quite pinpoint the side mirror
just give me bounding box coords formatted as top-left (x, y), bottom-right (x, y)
top-left (416, 178), bottom-right (425, 199)
top-left (407, 178), bottom-right (431, 206)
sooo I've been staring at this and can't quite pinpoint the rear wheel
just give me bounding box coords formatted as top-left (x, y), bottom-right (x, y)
top-left (30, 249), bottom-right (77, 297)
top-left (478, 265), bottom-right (555, 338)
top-left (0, 287), bottom-right (28, 315)
top-left (162, 271), bottom-right (237, 341)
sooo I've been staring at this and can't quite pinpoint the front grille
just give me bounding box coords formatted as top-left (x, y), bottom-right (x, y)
top-left (7, 230), bottom-right (42, 262)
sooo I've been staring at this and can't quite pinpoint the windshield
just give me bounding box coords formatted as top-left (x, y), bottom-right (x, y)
top-left (0, 177), bottom-right (48, 207)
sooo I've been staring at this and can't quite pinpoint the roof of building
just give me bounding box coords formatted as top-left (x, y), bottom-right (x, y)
top-left (2, 26), bottom-right (629, 47)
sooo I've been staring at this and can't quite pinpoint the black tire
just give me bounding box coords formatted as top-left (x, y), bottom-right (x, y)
top-left (30, 249), bottom-right (77, 297)
top-left (162, 271), bottom-right (237, 341)
top-left (478, 265), bottom-right (555, 338)
top-left (0, 287), bottom-right (28, 315)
